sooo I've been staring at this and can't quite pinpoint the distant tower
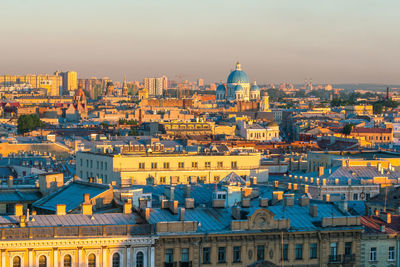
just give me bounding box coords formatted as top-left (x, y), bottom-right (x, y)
top-left (387, 87), bottom-right (390, 100)
top-left (106, 81), bottom-right (115, 96)
top-left (122, 76), bottom-right (128, 96)
top-left (74, 81), bottom-right (87, 109)
top-left (260, 91), bottom-right (270, 112)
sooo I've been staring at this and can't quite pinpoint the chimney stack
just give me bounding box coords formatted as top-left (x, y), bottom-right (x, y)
top-left (283, 194), bottom-right (294, 206)
top-left (83, 193), bottom-right (90, 204)
top-left (232, 206), bottom-right (241, 220)
top-left (309, 205), bottom-right (318, 217)
top-left (7, 176), bottom-right (13, 188)
top-left (179, 208), bottom-right (185, 221)
top-left (56, 204), bottom-right (66, 215)
top-left (124, 199), bottom-right (132, 214)
top-left (272, 191), bottom-right (284, 201)
top-left (144, 208), bottom-right (150, 221)
top-left (184, 184), bottom-right (191, 198)
top-left (299, 197), bottom-right (309, 207)
top-left (318, 166), bottom-right (325, 177)
top-left (15, 204), bottom-right (23, 217)
top-left (274, 181), bottom-right (279, 188)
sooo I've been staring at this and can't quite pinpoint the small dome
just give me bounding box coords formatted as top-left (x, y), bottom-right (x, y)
top-left (250, 81), bottom-right (260, 91)
top-left (216, 84), bottom-right (226, 92)
top-left (227, 62), bottom-right (249, 84)
top-left (234, 84), bottom-right (244, 92)
top-left (268, 122), bottom-right (279, 127)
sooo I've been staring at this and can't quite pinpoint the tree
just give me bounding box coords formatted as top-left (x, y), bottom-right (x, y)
top-left (17, 114), bottom-right (44, 134)
top-left (342, 123), bottom-right (354, 135)
top-left (373, 103), bottom-right (383, 114)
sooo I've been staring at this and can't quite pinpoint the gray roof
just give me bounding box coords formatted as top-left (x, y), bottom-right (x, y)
top-left (33, 181), bottom-right (110, 213)
top-left (0, 189), bottom-right (41, 203)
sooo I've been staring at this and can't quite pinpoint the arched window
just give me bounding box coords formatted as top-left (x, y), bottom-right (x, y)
top-left (13, 256), bottom-right (21, 267)
top-left (64, 255), bottom-right (72, 267)
top-left (39, 255), bottom-right (47, 267)
top-left (88, 254), bottom-right (96, 267)
top-left (112, 253), bottom-right (120, 267)
top-left (136, 252), bottom-right (144, 267)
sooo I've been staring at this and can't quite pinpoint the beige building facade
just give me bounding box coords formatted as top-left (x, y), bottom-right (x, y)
top-left (76, 152), bottom-right (266, 186)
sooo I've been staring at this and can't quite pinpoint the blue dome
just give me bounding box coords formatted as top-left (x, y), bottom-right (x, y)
top-left (227, 62), bottom-right (249, 84)
top-left (234, 84), bottom-right (244, 92)
top-left (250, 83), bottom-right (260, 91)
top-left (227, 70), bottom-right (249, 84)
top-left (216, 84), bottom-right (226, 92)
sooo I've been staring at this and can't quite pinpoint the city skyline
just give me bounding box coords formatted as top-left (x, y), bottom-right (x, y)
top-left (0, 0), bottom-right (399, 83)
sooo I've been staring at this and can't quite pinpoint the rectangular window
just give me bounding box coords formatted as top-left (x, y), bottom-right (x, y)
top-left (165, 249), bottom-right (173, 263)
top-left (295, 244), bottom-right (303, 260)
top-left (100, 161), bottom-right (103, 170)
top-left (203, 247), bottom-right (210, 264)
top-left (96, 161), bottom-right (99, 169)
top-left (151, 162), bottom-right (157, 169)
top-left (330, 243), bottom-right (338, 261)
top-left (80, 158), bottom-right (83, 166)
top-left (257, 245), bottom-right (264, 261)
top-left (389, 246), bottom-right (395, 261)
top-left (86, 159), bottom-right (89, 167)
top-left (192, 162), bottom-right (198, 169)
top-left (310, 243), bottom-right (317, 259)
top-left (181, 248), bottom-right (189, 263)
top-left (353, 193), bottom-right (358, 200)
top-left (218, 247), bottom-right (226, 263)
top-left (178, 162), bottom-right (184, 169)
top-left (282, 244), bottom-right (288, 260)
top-left (90, 160), bottom-right (93, 168)
top-left (233, 246), bottom-right (241, 263)
top-left (345, 242), bottom-right (352, 256)
top-left (231, 161), bottom-right (237, 168)
top-left (160, 177), bottom-right (166, 184)
top-left (104, 162), bottom-right (107, 170)
top-left (217, 161), bottom-right (223, 168)
top-left (163, 162), bottom-right (170, 169)
top-left (205, 162), bottom-right (211, 169)
top-left (370, 247), bottom-right (377, 261)
top-left (139, 162), bottom-right (145, 169)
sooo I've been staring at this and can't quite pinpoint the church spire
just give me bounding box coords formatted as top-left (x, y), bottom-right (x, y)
top-left (236, 62), bottom-right (241, 71)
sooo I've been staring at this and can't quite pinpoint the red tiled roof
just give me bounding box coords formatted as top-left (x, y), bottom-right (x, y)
top-left (361, 214), bottom-right (400, 234)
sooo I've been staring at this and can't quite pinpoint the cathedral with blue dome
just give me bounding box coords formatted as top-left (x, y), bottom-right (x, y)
top-left (216, 62), bottom-right (260, 101)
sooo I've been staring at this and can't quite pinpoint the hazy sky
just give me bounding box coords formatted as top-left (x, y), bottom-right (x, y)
top-left (0, 0), bottom-right (399, 84)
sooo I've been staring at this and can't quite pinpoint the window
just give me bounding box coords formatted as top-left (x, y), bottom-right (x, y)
top-left (231, 161), bottom-right (237, 168)
top-left (203, 247), bottom-right (211, 264)
top-left (165, 249), bottom-right (173, 263)
top-left (233, 246), bottom-right (241, 263)
top-left (88, 254), bottom-right (96, 267)
top-left (389, 246), bottom-right (395, 261)
top-left (96, 161), bottom-right (99, 169)
top-left (100, 162), bottom-right (103, 170)
top-left (217, 161), bottom-right (223, 168)
top-left (309, 243), bottom-right (317, 259)
top-left (80, 159), bottom-right (83, 166)
top-left (214, 176), bottom-right (220, 182)
top-left (64, 255), bottom-right (72, 267)
top-left (192, 162), bottom-right (198, 168)
top-left (151, 162), bottom-right (157, 169)
top-left (330, 243), bottom-right (338, 261)
top-left (181, 248), bottom-right (189, 263)
top-left (282, 244), bottom-right (288, 260)
top-left (353, 193), bottom-right (358, 200)
top-left (136, 252), bottom-right (144, 267)
top-left (205, 162), bottom-right (211, 169)
top-left (112, 253), bottom-right (120, 267)
top-left (370, 247), bottom-right (377, 261)
top-left (295, 244), bottom-right (303, 260)
top-left (257, 245), bottom-right (265, 261)
top-left (39, 255), bottom-right (47, 267)
top-left (160, 177), bottom-right (166, 184)
top-left (139, 162), bottom-right (145, 169)
top-left (345, 242), bottom-right (352, 256)
top-left (90, 160), bottom-right (93, 168)
top-left (86, 159), bottom-right (89, 167)
top-left (178, 162), bottom-right (184, 169)
top-left (13, 256), bottom-right (21, 267)
top-left (163, 162), bottom-right (170, 169)
top-left (218, 247), bottom-right (226, 263)
top-left (105, 162), bottom-right (107, 170)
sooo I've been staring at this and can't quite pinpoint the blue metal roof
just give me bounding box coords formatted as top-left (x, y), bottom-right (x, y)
top-left (227, 70), bottom-right (249, 84)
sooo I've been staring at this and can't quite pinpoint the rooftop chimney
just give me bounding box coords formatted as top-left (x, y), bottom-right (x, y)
top-left (309, 205), bottom-right (318, 217)
top-left (304, 184), bottom-right (309, 194)
top-left (7, 176), bottom-right (13, 188)
top-left (324, 194), bottom-right (330, 202)
top-left (185, 198), bottom-right (195, 209)
top-left (124, 199), bottom-right (132, 214)
top-left (318, 166), bottom-right (325, 177)
top-left (381, 212), bottom-right (392, 224)
top-left (259, 198), bottom-right (269, 207)
top-left (232, 206), bottom-right (241, 220)
top-left (272, 191), bottom-right (284, 201)
top-left (274, 181), bottom-right (279, 188)
top-left (144, 208), bottom-right (150, 221)
top-left (83, 193), bottom-right (90, 204)
top-left (179, 208), bottom-right (185, 221)
top-left (184, 184), bottom-right (191, 198)
top-left (283, 194), bottom-right (294, 206)
top-left (56, 204), bottom-right (66, 215)
top-left (15, 204), bottom-right (23, 217)
top-left (288, 183), bottom-right (292, 190)
top-left (299, 197), bottom-right (309, 207)
top-left (82, 203), bottom-right (93, 215)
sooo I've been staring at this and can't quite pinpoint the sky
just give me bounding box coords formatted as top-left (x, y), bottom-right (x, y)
top-left (0, 0), bottom-right (399, 84)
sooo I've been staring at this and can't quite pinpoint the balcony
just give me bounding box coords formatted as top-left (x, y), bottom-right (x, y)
top-left (328, 254), bottom-right (342, 263)
top-left (343, 254), bottom-right (356, 263)
top-left (179, 261), bottom-right (192, 267)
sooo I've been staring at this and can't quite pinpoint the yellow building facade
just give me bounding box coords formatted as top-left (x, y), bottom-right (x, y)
top-left (0, 75), bottom-right (62, 96)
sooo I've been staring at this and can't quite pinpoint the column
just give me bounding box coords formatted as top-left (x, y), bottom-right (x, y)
top-left (102, 247), bottom-right (107, 267)
top-left (53, 249), bottom-right (58, 267)
top-left (126, 246), bottom-right (131, 267)
top-left (28, 249), bottom-right (33, 267)
top-left (150, 246), bottom-right (155, 267)
top-left (78, 247), bottom-right (83, 267)
top-left (1, 250), bottom-right (5, 267)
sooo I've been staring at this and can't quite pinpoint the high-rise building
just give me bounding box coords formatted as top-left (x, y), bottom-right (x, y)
top-left (144, 77), bottom-right (164, 97)
top-left (0, 74), bottom-right (62, 96)
top-left (162, 75), bottom-right (168, 90)
top-left (56, 71), bottom-right (78, 95)
top-left (197, 78), bottom-right (204, 87)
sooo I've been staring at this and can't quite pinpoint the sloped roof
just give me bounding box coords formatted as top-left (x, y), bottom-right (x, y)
top-left (219, 172), bottom-right (246, 185)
